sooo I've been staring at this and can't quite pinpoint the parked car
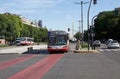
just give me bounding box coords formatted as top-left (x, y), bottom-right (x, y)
top-left (107, 40), bottom-right (120, 49)
top-left (92, 40), bottom-right (101, 47)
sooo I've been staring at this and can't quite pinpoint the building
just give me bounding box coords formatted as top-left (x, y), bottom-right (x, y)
top-left (38, 20), bottom-right (42, 28)
top-left (19, 16), bottom-right (39, 27)
top-left (3, 13), bottom-right (43, 28)
top-left (115, 7), bottom-right (120, 15)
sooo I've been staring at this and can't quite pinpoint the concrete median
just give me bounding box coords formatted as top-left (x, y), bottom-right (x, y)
top-left (74, 49), bottom-right (99, 53)
top-left (0, 45), bottom-right (47, 54)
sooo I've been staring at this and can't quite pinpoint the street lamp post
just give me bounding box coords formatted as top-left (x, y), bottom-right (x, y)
top-left (81, 1), bottom-right (84, 47)
top-left (91, 15), bottom-right (98, 27)
top-left (81, 1), bottom-right (89, 48)
top-left (78, 20), bottom-right (81, 40)
top-left (75, 1), bottom-right (89, 48)
top-left (91, 15), bottom-right (98, 49)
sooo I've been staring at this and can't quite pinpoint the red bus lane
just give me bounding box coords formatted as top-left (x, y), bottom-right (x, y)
top-left (8, 54), bottom-right (64, 79)
top-left (0, 55), bottom-right (36, 70)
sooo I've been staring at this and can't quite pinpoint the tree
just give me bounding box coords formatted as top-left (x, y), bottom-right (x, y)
top-left (0, 13), bottom-right (48, 43)
top-left (74, 32), bottom-right (82, 40)
top-left (94, 11), bottom-right (120, 42)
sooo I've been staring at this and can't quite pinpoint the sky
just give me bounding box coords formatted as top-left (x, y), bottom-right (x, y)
top-left (0, 0), bottom-right (120, 33)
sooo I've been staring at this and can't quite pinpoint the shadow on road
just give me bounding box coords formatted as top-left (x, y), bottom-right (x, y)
top-left (22, 49), bottom-right (50, 55)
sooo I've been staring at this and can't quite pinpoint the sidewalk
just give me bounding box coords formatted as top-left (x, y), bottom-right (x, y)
top-left (0, 45), bottom-right (47, 54)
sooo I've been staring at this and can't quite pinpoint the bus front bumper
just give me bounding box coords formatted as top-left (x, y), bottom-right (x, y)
top-left (48, 46), bottom-right (68, 52)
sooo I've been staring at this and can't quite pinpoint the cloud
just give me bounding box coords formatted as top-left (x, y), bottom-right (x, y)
top-left (0, 0), bottom-right (64, 14)
top-left (1, 0), bottom-right (64, 9)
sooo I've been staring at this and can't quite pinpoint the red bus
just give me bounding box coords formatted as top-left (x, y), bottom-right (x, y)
top-left (47, 30), bottom-right (69, 53)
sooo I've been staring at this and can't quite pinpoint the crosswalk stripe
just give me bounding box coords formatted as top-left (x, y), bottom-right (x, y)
top-left (98, 48), bottom-right (120, 52)
top-left (105, 49), bottom-right (111, 51)
top-left (98, 49), bottom-right (104, 52)
top-left (112, 49), bottom-right (118, 51)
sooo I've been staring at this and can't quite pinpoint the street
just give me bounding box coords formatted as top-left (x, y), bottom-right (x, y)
top-left (0, 44), bottom-right (120, 79)
top-left (1, 0), bottom-right (120, 79)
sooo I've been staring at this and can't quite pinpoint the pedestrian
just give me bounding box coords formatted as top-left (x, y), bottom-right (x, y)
top-left (75, 40), bottom-right (82, 50)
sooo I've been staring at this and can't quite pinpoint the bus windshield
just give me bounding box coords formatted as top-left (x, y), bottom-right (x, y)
top-left (49, 35), bottom-right (67, 46)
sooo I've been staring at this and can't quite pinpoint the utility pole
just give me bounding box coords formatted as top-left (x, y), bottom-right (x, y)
top-left (75, 1), bottom-right (89, 47)
top-left (81, 1), bottom-right (89, 48)
top-left (72, 20), bottom-right (75, 39)
top-left (81, 1), bottom-right (84, 47)
top-left (78, 20), bottom-right (81, 40)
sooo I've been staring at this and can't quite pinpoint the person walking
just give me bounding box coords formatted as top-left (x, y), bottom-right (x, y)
top-left (75, 40), bottom-right (82, 50)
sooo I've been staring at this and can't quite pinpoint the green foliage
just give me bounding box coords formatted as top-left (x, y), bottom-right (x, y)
top-left (0, 44), bottom-right (8, 47)
top-left (74, 32), bottom-right (82, 40)
top-left (83, 43), bottom-right (88, 48)
top-left (0, 13), bottom-right (48, 42)
top-left (94, 11), bottom-right (120, 42)
top-left (83, 30), bottom-right (88, 41)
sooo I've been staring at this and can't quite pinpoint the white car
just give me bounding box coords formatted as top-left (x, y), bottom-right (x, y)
top-left (107, 40), bottom-right (120, 49)
top-left (92, 40), bottom-right (101, 47)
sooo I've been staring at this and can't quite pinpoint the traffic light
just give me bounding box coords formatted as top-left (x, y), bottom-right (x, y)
top-left (89, 25), bottom-right (94, 35)
top-left (68, 28), bottom-right (70, 32)
top-left (93, 0), bottom-right (97, 5)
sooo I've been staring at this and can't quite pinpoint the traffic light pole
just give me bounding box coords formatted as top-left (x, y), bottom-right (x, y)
top-left (87, 0), bottom-right (97, 51)
top-left (87, 0), bottom-right (92, 51)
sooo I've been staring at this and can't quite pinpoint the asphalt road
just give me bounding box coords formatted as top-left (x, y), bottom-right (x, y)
top-left (0, 44), bottom-right (120, 79)
top-left (42, 51), bottom-right (120, 79)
